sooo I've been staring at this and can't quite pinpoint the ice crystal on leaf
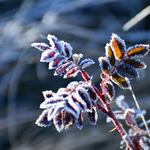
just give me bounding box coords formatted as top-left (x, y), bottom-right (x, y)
top-left (32, 33), bottom-right (150, 150)
top-left (35, 81), bottom-right (98, 132)
top-left (99, 33), bottom-right (149, 101)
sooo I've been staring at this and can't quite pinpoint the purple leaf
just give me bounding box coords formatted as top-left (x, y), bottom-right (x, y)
top-left (42, 90), bottom-right (54, 100)
top-left (76, 111), bottom-right (84, 130)
top-left (49, 55), bottom-right (65, 70)
top-left (47, 34), bottom-right (64, 54)
top-left (65, 102), bottom-right (80, 118)
top-left (70, 93), bottom-right (86, 111)
top-left (40, 49), bottom-right (57, 62)
top-left (82, 85), bottom-right (97, 102)
top-left (63, 43), bottom-right (73, 58)
top-left (48, 105), bottom-right (64, 121)
top-left (88, 107), bottom-right (98, 125)
top-left (110, 33), bottom-right (126, 60)
top-left (35, 109), bottom-right (53, 127)
top-left (54, 62), bottom-right (74, 76)
top-left (63, 67), bottom-right (79, 78)
top-left (40, 96), bottom-right (65, 109)
top-left (31, 42), bottom-right (51, 51)
top-left (53, 111), bottom-right (64, 132)
top-left (124, 109), bottom-right (136, 127)
top-left (79, 58), bottom-right (95, 69)
top-left (64, 112), bottom-right (75, 129)
top-left (76, 86), bottom-right (92, 112)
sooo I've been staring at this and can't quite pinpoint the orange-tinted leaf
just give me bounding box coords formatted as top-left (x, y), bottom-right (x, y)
top-left (104, 81), bottom-right (115, 101)
top-left (123, 59), bottom-right (146, 69)
top-left (72, 53), bottom-right (83, 64)
top-left (117, 63), bottom-right (138, 79)
top-left (111, 73), bottom-right (129, 89)
top-left (110, 34), bottom-right (126, 60)
top-left (105, 43), bottom-right (116, 66)
top-left (98, 57), bottom-right (110, 75)
top-left (127, 44), bottom-right (149, 58)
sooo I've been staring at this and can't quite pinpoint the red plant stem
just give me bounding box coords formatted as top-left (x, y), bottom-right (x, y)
top-left (81, 69), bottom-right (136, 150)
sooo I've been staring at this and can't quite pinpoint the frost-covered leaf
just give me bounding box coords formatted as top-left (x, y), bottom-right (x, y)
top-left (123, 59), bottom-right (146, 69)
top-left (63, 42), bottom-right (73, 58)
top-left (124, 109), bottom-right (135, 127)
top-left (54, 62), bottom-right (74, 76)
top-left (98, 57), bottom-right (110, 75)
top-left (31, 42), bottom-right (51, 51)
top-left (104, 81), bottom-right (115, 101)
top-left (76, 111), bottom-right (84, 130)
top-left (117, 63), bottom-right (138, 79)
top-left (139, 137), bottom-right (150, 150)
top-left (77, 86), bottom-right (92, 112)
top-left (64, 112), bottom-right (75, 129)
top-left (65, 101), bottom-right (80, 118)
top-left (71, 93), bottom-right (87, 111)
top-left (49, 55), bottom-right (65, 70)
top-left (64, 67), bottom-right (79, 78)
top-left (127, 44), bottom-right (149, 58)
top-left (111, 73), bottom-right (130, 89)
top-left (40, 96), bottom-right (65, 109)
top-left (105, 43), bottom-right (116, 66)
top-left (47, 34), bottom-right (64, 54)
top-left (72, 53), bottom-right (83, 64)
top-left (67, 81), bottom-right (79, 90)
top-left (53, 111), bottom-right (64, 132)
top-left (88, 107), bottom-right (98, 125)
top-left (79, 58), bottom-right (95, 69)
top-left (57, 91), bottom-right (69, 98)
top-left (82, 85), bottom-right (97, 101)
top-left (40, 50), bottom-right (57, 62)
top-left (35, 109), bottom-right (53, 127)
top-left (48, 105), bottom-right (64, 121)
top-left (42, 90), bottom-right (54, 100)
top-left (110, 34), bottom-right (126, 60)
top-left (116, 95), bottom-right (129, 111)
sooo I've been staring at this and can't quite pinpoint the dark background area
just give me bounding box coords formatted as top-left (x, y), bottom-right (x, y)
top-left (0, 0), bottom-right (150, 150)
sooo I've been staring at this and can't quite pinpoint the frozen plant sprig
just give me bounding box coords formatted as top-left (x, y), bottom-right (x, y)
top-left (31, 34), bottom-right (149, 150)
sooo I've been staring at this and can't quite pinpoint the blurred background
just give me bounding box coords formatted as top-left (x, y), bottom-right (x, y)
top-left (0, 0), bottom-right (150, 150)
